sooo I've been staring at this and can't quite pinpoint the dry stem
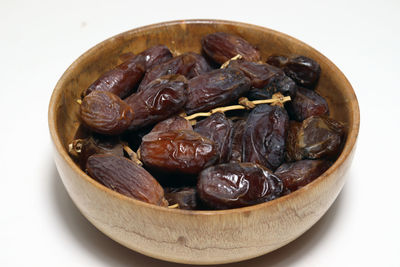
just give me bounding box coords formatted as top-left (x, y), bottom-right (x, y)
top-left (123, 145), bottom-right (143, 166)
top-left (184, 93), bottom-right (291, 121)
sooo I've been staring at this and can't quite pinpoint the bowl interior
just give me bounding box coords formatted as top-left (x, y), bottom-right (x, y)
top-left (49, 19), bottom-right (359, 211)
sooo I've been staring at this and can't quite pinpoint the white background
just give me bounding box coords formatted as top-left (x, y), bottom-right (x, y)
top-left (1, 0), bottom-right (399, 266)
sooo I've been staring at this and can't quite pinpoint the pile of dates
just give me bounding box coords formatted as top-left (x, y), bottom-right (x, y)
top-left (69, 32), bottom-right (346, 210)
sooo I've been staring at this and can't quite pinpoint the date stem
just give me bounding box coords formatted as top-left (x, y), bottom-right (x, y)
top-left (184, 93), bottom-right (291, 121)
top-left (123, 145), bottom-right (143, 166)
top-left (220, 54), bottom-right (243, 69)
top-left (167, 203), bottom-right (179, 209)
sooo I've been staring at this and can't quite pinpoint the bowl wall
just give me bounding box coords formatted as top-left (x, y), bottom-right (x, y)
top-left (48, 19), bottom-right (359, 264)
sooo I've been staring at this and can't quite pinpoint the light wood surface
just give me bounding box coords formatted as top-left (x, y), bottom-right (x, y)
top-left (48, 19), bottom-right (360, 264)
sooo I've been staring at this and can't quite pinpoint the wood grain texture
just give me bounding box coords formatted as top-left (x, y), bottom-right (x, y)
top-left (48, 19), bottom-right (360, 264)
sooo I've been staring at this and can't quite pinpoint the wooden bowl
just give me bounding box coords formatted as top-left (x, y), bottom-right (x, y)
top-left (48, 19), bottom-right (360, 265)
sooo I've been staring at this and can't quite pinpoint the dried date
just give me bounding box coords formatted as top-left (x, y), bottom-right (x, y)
top-left (197, 163), bottom-right (283, 209)
top-left (139, 130), bottom-right (219, 175)
top-left (150, 115), bottom-right (193, 133)
top-left (138, 52), bottom-right (211, 91)
top-left (243, 104), bottom-right (289, 170)
top-left (286, 116), bottom-right (345, 161)
top-left (164, 187), bottom-right (198, 210)
top-left (275, 159), bottom-right (331, 193)
top-left (84, 55), bottom-right (145, 99)
top-left (69, 134), bottom-right (124, 169)
top-left (80, 91), bottom-right (134, 135)
top-left (139, 45), bottom-right (173, 70)
top-left (194, 113), bottom-right (233, 163)
top-left (201, 32), bottom-right (261, 64)
top-left (267, 55), bottom-right (321, 88)
top-left (228, 119), bottom-right (246, 163)
top-left (227, 59), bottom-right (297, 99)
top-left (287, 87), bottom-right (329, 121)
top-left (185, 68), bottom-right (251, 114)
top-left (125, 74), bottom-right (188, 130)
top-left (86, 154), bottom-right (168, 206)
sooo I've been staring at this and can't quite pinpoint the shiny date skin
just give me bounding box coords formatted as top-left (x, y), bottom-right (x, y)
top-left (243, 104), bottom-right (289, 170)
top-left (84, 55), bottom-right (145, 99)
top-left (185, 68), bottom-right (251, 115)
top-left (267, 55), bottom-right (321, 89)
top-left (194, 113), bottom-right (233, 163)
top-left (80, 91), bottom-right (134, 135)
top-left (150, 115), bottom-right (193, 133)
top-left (227, 59), bottom-right (297, 99)
top-left (287, 87), bottom-right (329, 121)
top-left (197, 163), bottom-right (283, 209)
top-left (138, 52), bottom-right (211, 91)
top-left (285, 116), bottom-right (345, 162)
top-left (201, 32), bottom-right (261, 65)
top-left (125, 74), bottom-right (188, 131)
top-left (86, 154), bottom-right (168, 206)
top-left (139, 45), bottom-right (173, 70)
top-left (228, 119), bottom-right (246, 163)
top-left (139, 130), bottom-right (219, 175)
top-left (164, 187), bottom-right (198, 210)
top-left (275, 159), bottom-right (331, 194)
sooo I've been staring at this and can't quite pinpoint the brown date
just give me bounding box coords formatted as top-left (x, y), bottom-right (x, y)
top-left (150, 115), bottom-right (193, 133)
top-left (197, 163), bottom-right (283, 209)
top-left (194, 113), bottom-right (233, 163)
top-left (80, 91), bottom-right (134, 135)
top-left (185, 68), bottom-right (251, 115)
top-left (139, 130), bottom-right (218, 175)
top-left (267, 55), bottom-right (321, 89)
top-left (243, 104), bottom-right (289, 170)
top-left (139, 45), bottom-right (173, 70)
top-left (164, 187), bottom-right (198, 210)
top-left (201, 32), bottom-right (261, 64)
top-left (228, 119), bottom-right (246, 163)
top-left (286, 116), bottom-right (345, 161)
top-left (69, 134), bottom-right (124, 169)
top-left (275, 160), bottom-right (331, 194)
top-left (84, 55), bottom-right (145, 99)
top-left (138, 52), bottom-right (211, 91)
top-left (86, 154), bottom-right (168, 206)
top-left (125, 74), bottom-right (188, 131)
top-left (287, 87), bottom-right (329, 121)
top-left (227, 59), bottom-right (297, 98)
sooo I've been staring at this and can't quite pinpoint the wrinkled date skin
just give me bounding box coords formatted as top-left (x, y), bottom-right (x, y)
top-left (286, 116), bottom-right (345, 161)
top-left (80, 91), bottom-right (134, 135)
top-left (287, 87), bottom-right (329, 121)
top-left (164, 187), bottom-right (198, 210)
top-left (84, 55), bottom-right (145, 99)
top-left (247, 72), bottom-right (297, 100)
top-left (125, 74), bottom-right (188, 130)
top-left (267, 55), bottom-right (321, 89)
top-left (243, 104), bottom-right (289, 170)
top-left (86, 154), bottom-right (168, 206)
top-left (139, 130), bottom-right (219, 175)
top-left (69, 134), bottom-right (124, 169)
top-left (201, 32), bottom-right (261, 64)
top-left (275, 159), bottom-right (331, 194)
top-left (150, 115), bottom-right (193, 133)
top-left (185, 68), bottom-right (251, 114)
top-left (138, 52), bottom-right (211, 91)
top-left (197, 163), bottom-right (283, 209)
top-left (227, 59), bottom-right (297, 99)
top-left (228, 119), bottom-right (246, 163)
top-left (194, 113), bottom-right (233, 163)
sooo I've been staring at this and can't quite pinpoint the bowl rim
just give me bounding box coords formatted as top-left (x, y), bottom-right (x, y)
top-left (48, 19), bottom-right (360, 216)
